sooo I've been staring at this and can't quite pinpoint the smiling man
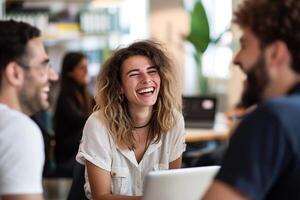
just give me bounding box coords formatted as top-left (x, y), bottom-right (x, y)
top-left (0, 20), bottom-right (58, 200)
top-left (202, 0), bottom-right (300, 199)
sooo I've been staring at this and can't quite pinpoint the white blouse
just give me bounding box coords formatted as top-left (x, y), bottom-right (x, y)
top-left (76, 111), bottom-right (186, 198)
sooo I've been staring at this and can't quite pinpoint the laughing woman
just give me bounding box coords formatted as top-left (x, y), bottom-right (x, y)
top-left (76, 40), bottom-right (186, 200)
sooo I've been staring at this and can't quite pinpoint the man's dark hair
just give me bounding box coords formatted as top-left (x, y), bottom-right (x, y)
top-left (234, 0), bottom-right (300, 73)
top-left (0, 20), bottom-right (41, 86)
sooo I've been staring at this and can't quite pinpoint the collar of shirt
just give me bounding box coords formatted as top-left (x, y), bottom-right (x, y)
top-left (116, 140), bottom-right (162, 168)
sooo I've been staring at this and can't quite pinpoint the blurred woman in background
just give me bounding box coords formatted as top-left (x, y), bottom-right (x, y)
top-left (54, 52), bottom-right (93, 177)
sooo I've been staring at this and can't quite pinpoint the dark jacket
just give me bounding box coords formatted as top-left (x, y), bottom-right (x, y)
top-left (54, 78), bottom-right (93, 166)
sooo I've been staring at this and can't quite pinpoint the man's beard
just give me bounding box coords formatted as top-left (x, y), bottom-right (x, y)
top-left (238, 54), bottom-right (270, 108)
top-left (19, 79), bottom-right (49, 115)
top-left (19, 89), bottom-right (48, 115)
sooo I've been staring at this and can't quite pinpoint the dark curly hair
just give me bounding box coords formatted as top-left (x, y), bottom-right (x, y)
top-left (0, 20), bottom-right (41, 86)
top-left (234, 0), bottom-right (300, 73)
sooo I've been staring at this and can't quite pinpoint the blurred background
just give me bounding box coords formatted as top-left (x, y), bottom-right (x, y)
top-left (0, 0), bottom-right (246, 111)
top-left (0, 0), bottom-right (245, 199)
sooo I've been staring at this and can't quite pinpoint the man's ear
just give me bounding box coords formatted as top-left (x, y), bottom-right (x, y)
top-left (4, 62), bottom-right (25, 87)
top-left (265, 40), bottom-right (291, 68)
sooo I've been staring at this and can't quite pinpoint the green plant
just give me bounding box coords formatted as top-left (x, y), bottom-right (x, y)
top-left (187, 1), bottom-right (210, 54)
top-left (186, 0), bottom-right (210, 95)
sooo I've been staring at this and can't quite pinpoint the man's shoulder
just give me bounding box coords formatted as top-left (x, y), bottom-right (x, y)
top-left (237, 95), bottom-right (300, 136)
top-left (0, 104), bottom-right (41, 135)
top-left (257, 95), bottom-right (300, 117)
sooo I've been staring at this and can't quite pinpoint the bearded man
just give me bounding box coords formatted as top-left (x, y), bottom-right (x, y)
top-left (203, 0), bottom-right (300, 199)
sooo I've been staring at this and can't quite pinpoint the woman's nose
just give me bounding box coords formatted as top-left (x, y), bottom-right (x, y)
top-left (141, 73), bottom-right (152, 84)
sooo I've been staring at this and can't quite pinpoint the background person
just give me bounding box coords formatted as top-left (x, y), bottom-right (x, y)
top-left (54, 52), bottom-right (93, 177)
top-left (0, 20), bottom-right (58, 200)
top-left (31, 111), bottom-right (56, 177)
top-left (76, 40), bottom-right (186, 200)
top-left (203, 0), bottom-right (300, 199)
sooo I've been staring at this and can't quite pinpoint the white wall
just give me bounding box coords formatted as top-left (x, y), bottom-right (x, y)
top-left (149, 0), bottom-right (189, 94)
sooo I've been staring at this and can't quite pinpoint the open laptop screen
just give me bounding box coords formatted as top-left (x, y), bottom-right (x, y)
top-left (143, 166), bottom-right (220, 200)
top-left (183, 96), bottom-right (217, 129)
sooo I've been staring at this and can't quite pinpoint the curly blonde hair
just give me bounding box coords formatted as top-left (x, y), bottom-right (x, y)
top-left (94, 40), bottom-right (182, 150)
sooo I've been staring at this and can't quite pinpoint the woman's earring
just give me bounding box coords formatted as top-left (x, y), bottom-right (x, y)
top-left (119, 94), bottom-right (124, 102)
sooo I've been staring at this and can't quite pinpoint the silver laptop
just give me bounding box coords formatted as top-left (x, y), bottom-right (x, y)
top-left (183, 96), bottom-right (217, 129)
top-left (143, 166), bottom-right (220, 200)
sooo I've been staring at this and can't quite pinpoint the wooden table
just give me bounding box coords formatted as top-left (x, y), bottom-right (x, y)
top-left (184, 113), bottom-right (231, 142)
top-left (185, 128), bottom-right (230, 143)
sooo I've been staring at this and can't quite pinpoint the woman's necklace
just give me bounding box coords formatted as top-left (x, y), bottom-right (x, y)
top-left (133, 120), bottom-right (151, 129)
top-left (134, 120), bottom-right (151, 129)
top-left (134, 114), bottom-right (153, 129)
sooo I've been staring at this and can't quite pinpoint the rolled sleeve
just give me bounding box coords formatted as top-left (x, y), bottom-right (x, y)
top-left (76, 113), bottom-right (112, 172)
